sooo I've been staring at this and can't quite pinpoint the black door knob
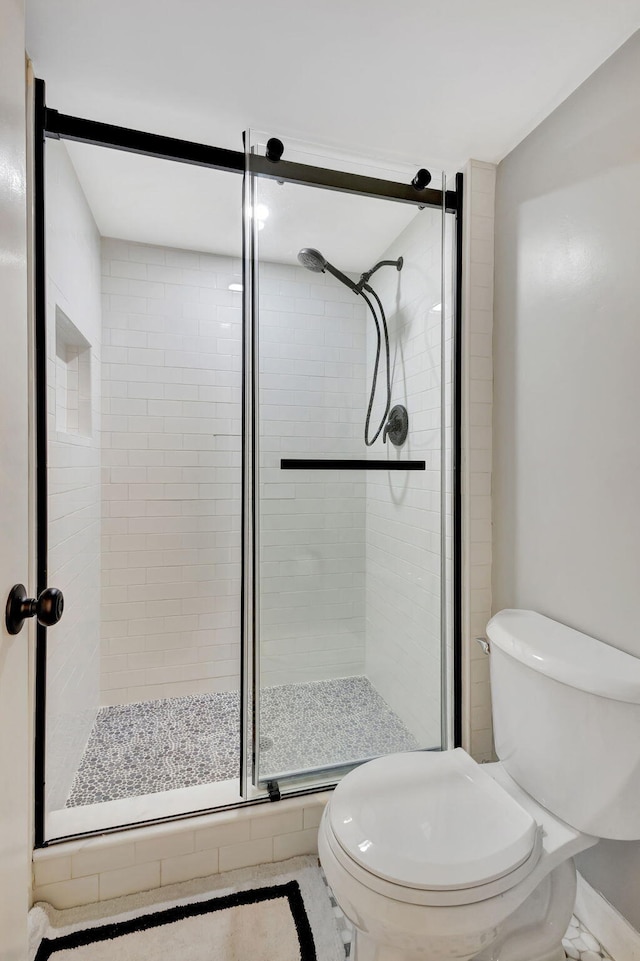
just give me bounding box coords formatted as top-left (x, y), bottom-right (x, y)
top-left (5, 584), bottom-right (64, 635)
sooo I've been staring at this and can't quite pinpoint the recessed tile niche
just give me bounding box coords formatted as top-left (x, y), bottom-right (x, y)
top-left (55, 306), bottom-right (92, 437)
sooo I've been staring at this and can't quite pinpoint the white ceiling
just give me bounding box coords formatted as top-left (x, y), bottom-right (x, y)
top-left (27, 1), bottom-right (640, 262)
top-left (26, 1), bottom-right (640, 168)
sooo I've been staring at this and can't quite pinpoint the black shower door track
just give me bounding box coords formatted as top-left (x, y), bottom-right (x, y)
top-left (43, 106), bottom-right (458, 213)
top-left (33, 77), bottom-right (463, 847)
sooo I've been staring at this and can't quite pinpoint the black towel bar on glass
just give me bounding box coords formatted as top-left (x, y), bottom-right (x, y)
top-left (280, 459), bottom-right (426, 471)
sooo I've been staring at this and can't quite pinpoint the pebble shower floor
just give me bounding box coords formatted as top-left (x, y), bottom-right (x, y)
top-left (66, 675), bottom-right (420, 806)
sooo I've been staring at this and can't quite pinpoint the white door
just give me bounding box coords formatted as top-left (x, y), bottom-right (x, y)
top-left (0, 0), bottom-right (31, 957)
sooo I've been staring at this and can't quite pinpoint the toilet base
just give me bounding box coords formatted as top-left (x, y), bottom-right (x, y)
top-left (528, 951), bottom-right (565, 961)
top-left (351, 933), bottom-right (567, 961)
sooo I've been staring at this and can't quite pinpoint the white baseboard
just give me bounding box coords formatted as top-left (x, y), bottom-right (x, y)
top-left (575, 872), bottom-right (640, 961)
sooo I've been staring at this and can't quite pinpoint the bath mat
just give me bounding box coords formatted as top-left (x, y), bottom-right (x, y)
top-left (29, 856), bottom-right (344, 961)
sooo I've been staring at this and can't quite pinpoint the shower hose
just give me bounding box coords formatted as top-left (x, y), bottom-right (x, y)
top-left (361, 284), bottom-right (391, 446)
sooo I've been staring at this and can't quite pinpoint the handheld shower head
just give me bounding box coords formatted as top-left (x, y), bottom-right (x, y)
top-left (297, 248), bottom-right (327, 273)
top-left (297, 247), bottom-right (359, 293)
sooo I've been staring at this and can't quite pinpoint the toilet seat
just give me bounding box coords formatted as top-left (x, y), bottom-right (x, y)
top-left (326, 749), bottom-right (544, 907)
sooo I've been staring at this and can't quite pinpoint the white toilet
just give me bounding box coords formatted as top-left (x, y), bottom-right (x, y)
top-left (318, 609), bottom-right (640, 961)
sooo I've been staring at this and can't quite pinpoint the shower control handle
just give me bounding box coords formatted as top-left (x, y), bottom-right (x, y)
top-left (383, 405), bottom-right (409, 447)
top-left (5, 584), bottom-right (64, 635)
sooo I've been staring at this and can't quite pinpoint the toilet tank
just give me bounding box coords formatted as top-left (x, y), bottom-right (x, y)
top-left (486, 609), bottom-right (640, 840)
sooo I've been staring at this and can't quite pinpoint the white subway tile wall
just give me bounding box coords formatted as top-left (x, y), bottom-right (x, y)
top-left (101, 241), bottom-right (370, 702)
top-left (258, 261), bottom-right (368, 687)
top-left (100, 239), bottom-right (243, 704)
top-left (46, 140), bottom-right (102, 810)
top-left (32, 794), bottom-right (330, 909)
top-left (462, 161), bottom-right (496, 761)
top-left (363, 206), bottom-right (446, 746)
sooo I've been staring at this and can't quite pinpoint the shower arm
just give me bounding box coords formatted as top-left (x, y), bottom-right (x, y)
top-left (356, 257), bottom-right (403, 291)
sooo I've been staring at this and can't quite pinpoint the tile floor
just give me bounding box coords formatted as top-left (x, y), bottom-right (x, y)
top-left (562, 918), bottom-right (613, 961)
top-left (66, 676), bottom-right (420, 806)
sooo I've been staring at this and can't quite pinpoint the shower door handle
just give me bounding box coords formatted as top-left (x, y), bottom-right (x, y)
top-left (5, 584), bottom-right (64, 635)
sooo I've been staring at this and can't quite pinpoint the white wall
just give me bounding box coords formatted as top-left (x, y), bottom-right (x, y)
top-left (46, 141), bottom-right (102, 810)
top-left (363, 206), bottom-right (444, 745)
top-left (493, 29), bottom-right (640, 931)
top-left (0, 10), bottom-right (30, 954)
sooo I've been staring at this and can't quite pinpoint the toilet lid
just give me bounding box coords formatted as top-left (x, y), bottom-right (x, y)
top-left (329, 749), bottom-right (539, 891)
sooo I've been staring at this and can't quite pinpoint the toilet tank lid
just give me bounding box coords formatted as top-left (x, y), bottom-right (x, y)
top-left (487, 610), bottom-right (640, 704)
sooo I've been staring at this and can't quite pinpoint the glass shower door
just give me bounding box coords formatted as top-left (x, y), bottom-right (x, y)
top-left (40, 125), bottom-right (246, 840)
top-left (244, 135), bottom-right (453, 791)
top-left (34, 87), bottom-right (458, 840)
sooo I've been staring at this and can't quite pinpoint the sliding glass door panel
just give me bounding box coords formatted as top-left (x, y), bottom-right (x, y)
top-left (245, 134), bottom-right (451, 789)
top-left (41, 130), bottom-right (245, 840)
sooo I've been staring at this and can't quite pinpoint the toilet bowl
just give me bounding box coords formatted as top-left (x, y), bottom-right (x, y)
top-left (319, 610), bottom-right (640, 961)
top-left (319, 749), bottom-right (595, 961)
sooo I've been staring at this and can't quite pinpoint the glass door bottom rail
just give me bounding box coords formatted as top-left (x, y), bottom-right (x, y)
top-left (65, 676), bottom-right (421, 807)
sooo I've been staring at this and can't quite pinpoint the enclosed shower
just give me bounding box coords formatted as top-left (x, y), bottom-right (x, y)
top-left (35, 97), bottom-right (458, 842)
